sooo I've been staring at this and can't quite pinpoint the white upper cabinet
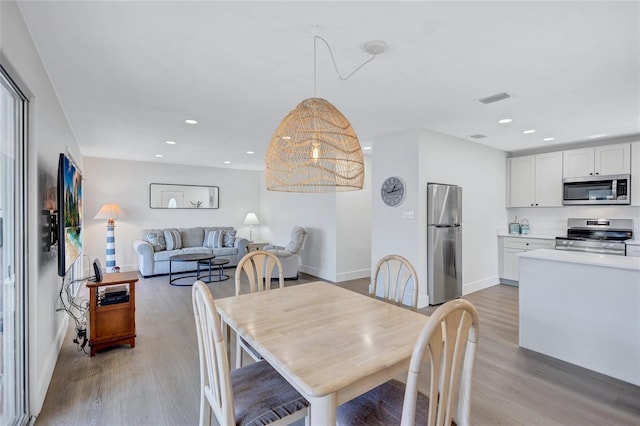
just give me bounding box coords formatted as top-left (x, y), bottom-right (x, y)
top-left (508, 152), bottom-right (562, 207)
top-left (632, 141), bottom-right (640, 206)
top-left (563, 143), bottom-right (631, 178)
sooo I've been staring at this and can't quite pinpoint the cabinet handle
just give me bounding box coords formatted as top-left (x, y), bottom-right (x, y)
top-left (535, 203), bottom-right (539, 206)
top-left (531, 203), bottom-right (534, 206)
top-left (589, 172), bottom-right (593, 175)
top-left (595, 172), bottom-right (599, 175)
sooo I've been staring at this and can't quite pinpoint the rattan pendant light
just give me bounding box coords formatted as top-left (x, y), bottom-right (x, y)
top-left (265, 37), bottom-right (386, 192)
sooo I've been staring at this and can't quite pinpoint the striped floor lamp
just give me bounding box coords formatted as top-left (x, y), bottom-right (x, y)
top-left (94, 204), bottom-right (124, 273)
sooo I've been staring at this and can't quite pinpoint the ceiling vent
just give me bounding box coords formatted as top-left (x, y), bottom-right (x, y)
top-left (478, 92), bottom-right (510, 104)
top-left (470, 134), bottom-right (487, 139)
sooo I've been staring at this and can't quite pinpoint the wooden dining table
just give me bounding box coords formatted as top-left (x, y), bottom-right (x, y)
top-left (214, 281), bottom-right (429, 425)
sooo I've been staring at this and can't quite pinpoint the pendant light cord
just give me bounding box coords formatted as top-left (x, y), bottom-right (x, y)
top-left (313, 35), bottom-right (379, 97)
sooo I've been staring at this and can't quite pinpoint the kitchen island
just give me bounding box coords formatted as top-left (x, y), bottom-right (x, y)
top-left (518, 249), bottom-right (640, 386)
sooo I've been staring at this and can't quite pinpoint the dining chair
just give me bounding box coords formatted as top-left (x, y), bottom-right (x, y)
top-left (192, 281), bottom-right (309, 426)
top-left (234, 251), bottom-right (284, 367)
top-left (336, 298), bottom-right (480, 426)
top-left (371, 254), bottom-right (419, 311)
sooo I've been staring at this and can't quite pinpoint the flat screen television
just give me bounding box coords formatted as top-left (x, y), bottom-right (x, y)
top-left (57, 153), bottom-right (82, 277)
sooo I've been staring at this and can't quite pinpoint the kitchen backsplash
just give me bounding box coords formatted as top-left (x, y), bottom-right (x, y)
top-left (506, 205), bottom-right (640, 237)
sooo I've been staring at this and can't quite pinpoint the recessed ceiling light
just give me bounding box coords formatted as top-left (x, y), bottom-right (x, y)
top-left (281, 136), bottom-right (292, 140)
top-left (166, 140), bottom-right (176, 145)
top-left (363, 147), bottom-right (372, 150)
top-left (498, 118), bottom-right (512, 124)
top-left (155, 154), bottom-right (164, 158)
top-left (587, 133), bottom-right (607, 139)
top-left (223, 161), bottom-right (231, 164)
top-left (523, 129), bottom-right (536, 134)
top-left (185, 119), bottom-right (198, 124)
top-left (246, 151), bottom-right (255, 155)
top-left (543, 137), bottom-right (555, 141)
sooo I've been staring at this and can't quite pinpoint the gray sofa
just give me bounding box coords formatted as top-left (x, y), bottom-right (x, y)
top-left (133, 226), bottom-right (248, 277)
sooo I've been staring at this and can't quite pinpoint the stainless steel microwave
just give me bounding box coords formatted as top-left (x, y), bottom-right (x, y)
top-left (562, 174), bottom-right (630, 205)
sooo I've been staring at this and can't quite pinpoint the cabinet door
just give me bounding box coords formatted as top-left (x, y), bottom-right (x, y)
top-left (534, 152), bottom-right (563, 206)
top-left (632, 142), bottom-right (640, 206)
top-left (503, 247), bottom-right (524, 281)
top-left (595, 143), bottom-right (630, 176)
top-left (508, 156), bottom-right (535, 207)
top-left (563, 147), bottom-right (594, 178)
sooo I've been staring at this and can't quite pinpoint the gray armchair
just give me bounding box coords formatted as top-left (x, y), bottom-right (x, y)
top-left (263, 226), bottom-right (307, 280)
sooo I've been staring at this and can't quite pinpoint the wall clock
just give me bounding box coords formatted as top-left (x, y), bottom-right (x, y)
top-left (381, 176), bottom-right (406, 207)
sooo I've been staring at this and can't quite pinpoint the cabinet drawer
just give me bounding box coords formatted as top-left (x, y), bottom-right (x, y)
top-left (503, 238), bottom-right (555, 250)
top-left (627, 245), bottom-right (640, 257)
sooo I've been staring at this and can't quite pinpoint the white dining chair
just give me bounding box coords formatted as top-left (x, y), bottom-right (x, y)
top-left (336, 298), bottom-right (480, 426)
top-left (192, 280), bottom-right (309, 426)
top-left (234, 251), bottom-right (284, 367)
top-left (371, 254), bottom-right (419, 311)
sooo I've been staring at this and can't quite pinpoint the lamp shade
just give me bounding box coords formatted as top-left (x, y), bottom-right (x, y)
top-left (265, 97), bottom-right (364, 192)
top-left (94, 203), bottom-right (124, 220)
top-left (243, 212), bottom-right (260, 225)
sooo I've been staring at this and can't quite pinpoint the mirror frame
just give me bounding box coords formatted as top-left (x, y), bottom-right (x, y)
top-left (149, 183), bottom-right (220, 209)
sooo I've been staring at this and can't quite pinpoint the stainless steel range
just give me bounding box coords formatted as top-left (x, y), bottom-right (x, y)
top-left (555, 218), bottom-right (633, 256)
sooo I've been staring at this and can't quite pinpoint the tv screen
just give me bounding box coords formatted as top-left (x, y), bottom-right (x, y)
top-left (57, 153), bottom-right (82, 277)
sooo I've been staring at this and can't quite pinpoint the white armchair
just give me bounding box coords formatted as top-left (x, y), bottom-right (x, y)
top-left (263, 226), bottom-right (307, 280)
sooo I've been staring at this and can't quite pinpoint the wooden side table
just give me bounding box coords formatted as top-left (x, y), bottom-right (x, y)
top-left (247, 242), bottom-right (268, 253)
top-left (86, 271), bottom-right (139, 356)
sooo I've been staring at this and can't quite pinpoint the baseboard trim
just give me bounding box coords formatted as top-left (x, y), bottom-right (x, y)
top-left (34, 315), bottom-right (68, 414)
top-left (464, 275), bottom-right (500, 295)
top-left (335, 268), bottom-right (370, 283)
top-left (299, 264), bottom-right (332, 282)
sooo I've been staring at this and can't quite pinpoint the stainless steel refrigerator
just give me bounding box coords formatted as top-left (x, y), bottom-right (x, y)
top-left (427, 183), bottom-right (462, 305)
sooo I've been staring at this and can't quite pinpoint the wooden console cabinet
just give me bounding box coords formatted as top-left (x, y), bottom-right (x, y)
top-left (87, 271), bottom-right (139, 356)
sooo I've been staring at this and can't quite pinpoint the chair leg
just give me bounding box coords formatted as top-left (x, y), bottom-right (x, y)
top-left (199, 392), bottom-right (210, 426)
top-left (235, 338), bottom-right (243, 369)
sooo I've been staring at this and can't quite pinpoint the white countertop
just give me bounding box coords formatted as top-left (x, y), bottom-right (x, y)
top-left (497, 233), bottom-right (556, 240)
top-left (518, 249), bottom-right (640, 271)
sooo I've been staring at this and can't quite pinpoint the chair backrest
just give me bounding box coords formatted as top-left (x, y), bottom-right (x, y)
top-left (401, 299), bottom-right (480, 426)
top-left (235, 251), bottom-right (284, 295)
top-left (285, 226), bottom-right (307, 254)
top-left (192, 281), bottom-right (235, 426)
top-left (371, 254), bottom-right (419, 311)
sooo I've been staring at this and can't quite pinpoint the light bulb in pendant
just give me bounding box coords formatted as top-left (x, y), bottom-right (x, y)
top-left (311, 143), bottom-right (320, 163)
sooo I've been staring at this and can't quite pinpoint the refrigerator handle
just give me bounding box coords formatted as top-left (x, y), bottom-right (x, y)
top-left (433, 224), bottom-right (461, 228)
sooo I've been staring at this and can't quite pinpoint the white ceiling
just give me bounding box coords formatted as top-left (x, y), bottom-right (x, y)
top-left (17, 1), bottom-right (640, 171)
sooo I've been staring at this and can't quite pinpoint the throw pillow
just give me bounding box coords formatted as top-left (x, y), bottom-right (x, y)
top-left (164, 229), bottom-right (182, 251)
top-left (223, 230), bottom-right (237, 248)
top-left (145, 231), bottom-right (166, 252)
top-left (204, 230), bottom-right (224, 248)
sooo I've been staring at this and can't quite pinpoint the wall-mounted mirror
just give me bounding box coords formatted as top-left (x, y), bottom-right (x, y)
top-left (150, 183), bottom-right (219, 209)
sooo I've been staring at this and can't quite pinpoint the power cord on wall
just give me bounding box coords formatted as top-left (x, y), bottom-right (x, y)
top-left (57, 276), bottom-right (93, 354)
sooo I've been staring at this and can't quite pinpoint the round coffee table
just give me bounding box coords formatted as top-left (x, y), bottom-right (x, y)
top-left (199, 258), bottom-right (230, 282)
top-left (169, 253), bottom-right (216, 286)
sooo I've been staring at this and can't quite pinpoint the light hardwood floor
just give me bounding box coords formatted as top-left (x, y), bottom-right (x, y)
top-left (36, 272), bottom-right (640, 425)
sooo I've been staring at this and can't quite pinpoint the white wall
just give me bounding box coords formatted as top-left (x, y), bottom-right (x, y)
top-left (259, 156), bottom-right (373, 282)
top-left (372, 129), bottom-right (507, 307)
top-left (1, 0), bottom-right (83, 415)
top-left (372, 131), bottom-right (423, 302)
top-left (336, 156), bottom-right (372, 281)
top-left (82, 157), bottom-right (261, 272)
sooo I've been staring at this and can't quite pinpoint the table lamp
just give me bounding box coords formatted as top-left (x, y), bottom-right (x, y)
top-left (94, 203), bottom-right (124, 273)
top-left (243, 212), bottom-right (260, 242)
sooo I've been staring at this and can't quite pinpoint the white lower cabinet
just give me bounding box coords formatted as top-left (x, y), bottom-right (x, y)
top-left (499, 237), bottom-right (556, 283)
top-left (627, 245), bottom-right (640, 257)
